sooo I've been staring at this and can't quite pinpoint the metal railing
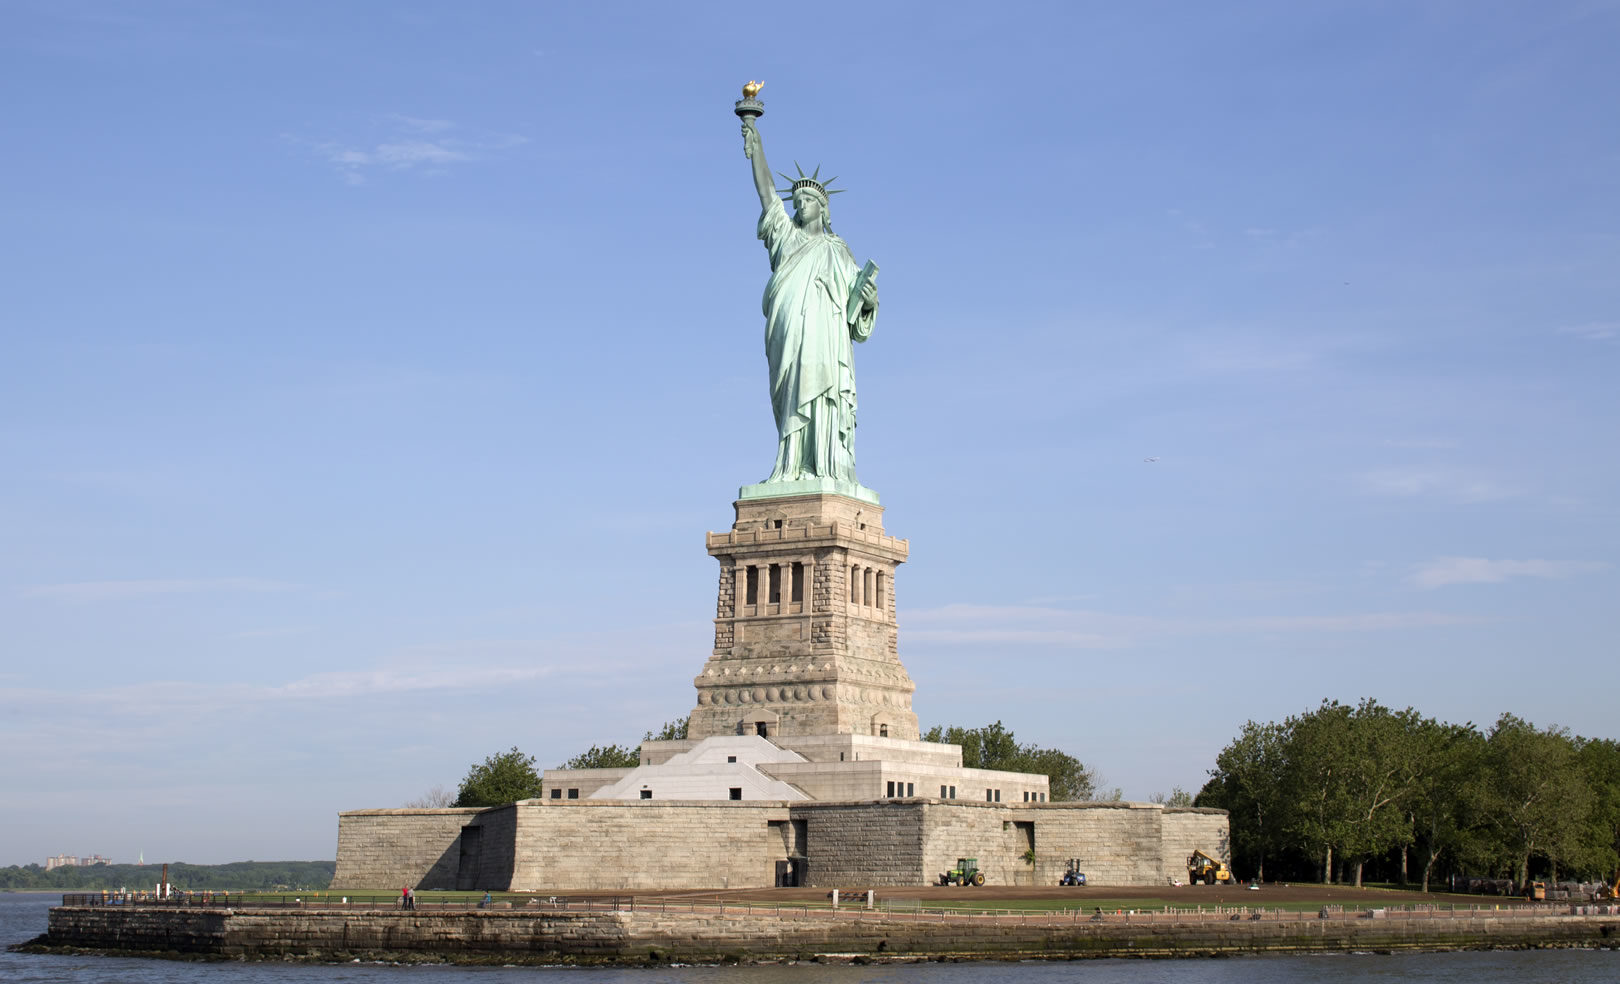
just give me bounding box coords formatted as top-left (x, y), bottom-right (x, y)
top-left (60, 892), bottom-right (630, 911)
top-left (58, 892), bottom-right (1620, 922)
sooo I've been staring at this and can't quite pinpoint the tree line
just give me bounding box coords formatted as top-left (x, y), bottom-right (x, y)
top-left (920, 721), bottom-right (1099, 801)
top-left (444, 720), bottom-right (691, 807)
top-left (435, 718), bottom-right (1101, 808)
top-left (0, 860), bottom-right (335, 892)
top-left (1196, 699), bottom-right (1620, 889)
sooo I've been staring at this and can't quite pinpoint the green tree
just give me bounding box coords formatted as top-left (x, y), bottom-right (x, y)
top-left (1206, 701), bottom-right (1620, 887)
top-left (1282, 700), bottom-right (1356, 883)
top-left (1406, 719), bottom-right (1486, 892)
top-left (924, 721), bottom-right (1021, 770)
top-left (1199, 719), bottom-right (1289, 881)
top-left (643, 718), bottom-right (690, 742)
top-left (1150, 787), bottom-right (1194, 807)
top-left (1577, 737), bottom-right (1620, 883)
top-left (1480, 715), bottom-right (1594, 884)
top-left (455, 746), bottom-right (544, 807)
top-left (560, 715), bottom-right (691, 770)
top-left (922, 721), bottom-right (1098, 801)
top-left (563, 744), bottom-right (639, 769)
top-left (1333, 700), bottom-right (1428, 888)
top-left (1278, 700), bottom-right (1443, 886)
top-left (1022, 746), bottom-right (1097, 801)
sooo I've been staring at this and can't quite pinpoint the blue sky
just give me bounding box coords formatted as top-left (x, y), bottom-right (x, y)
top-left (2, 1), bottom-right (1616, 867)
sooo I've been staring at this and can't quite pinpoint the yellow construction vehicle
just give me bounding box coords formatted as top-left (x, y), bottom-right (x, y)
top-left (1187, 850), bottom-right (1232, 885)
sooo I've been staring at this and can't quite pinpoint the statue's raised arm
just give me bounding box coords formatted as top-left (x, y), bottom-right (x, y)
top-left (741, 120), bottom-right (775, 212)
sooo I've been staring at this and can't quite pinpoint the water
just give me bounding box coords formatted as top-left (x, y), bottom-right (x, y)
top-left (4, 892), bottom-right (1616, 982)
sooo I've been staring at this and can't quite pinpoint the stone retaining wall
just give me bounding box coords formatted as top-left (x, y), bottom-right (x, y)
top-left (1160, 808), bottom-right (1230, 883)
top-left (333, 799), bottom-right (1231, 891)
top-left (1022, 802), bottom-right (1163, 885)
top-left (332, 808), bottom-right (482, 891)
top-left (44, 904), bottom-right (1620, 963)
top-left (800, 802), bottom-right (925, 885)
top-left (513, 801), bottom-right (793, 891)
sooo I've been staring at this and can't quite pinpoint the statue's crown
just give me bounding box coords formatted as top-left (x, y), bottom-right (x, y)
top-left (776, 162), bottom-right (844, 203)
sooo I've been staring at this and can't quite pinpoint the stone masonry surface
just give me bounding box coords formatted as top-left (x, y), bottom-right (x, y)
top-left (798, 803), bottom-right (925, 886)
top-left (332, 809), bottom-right (481, 891)
top-left (694, 493), bottom-right (916, 742)
top-left (509, 802), bottom-right (792, 891)
top-left (45, 905), bottom-right (1620, 963)
top-left (332, 800), bottom-right (1229, 891)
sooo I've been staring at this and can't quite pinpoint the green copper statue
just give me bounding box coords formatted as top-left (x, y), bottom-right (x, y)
top-left (737, 85), bottom-right (881, 503)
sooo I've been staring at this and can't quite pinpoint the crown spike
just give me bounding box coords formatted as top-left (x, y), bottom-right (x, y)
top-left (770, 161), bottom-right (848, 205)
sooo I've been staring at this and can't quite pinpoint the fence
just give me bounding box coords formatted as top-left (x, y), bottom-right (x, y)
top-left (59, 893), bottom-right (631, 912)
top-left (59, 892), bottom-right (1620, 922)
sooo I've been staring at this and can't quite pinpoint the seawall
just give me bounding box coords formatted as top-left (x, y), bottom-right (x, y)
top-left (38, 902), bottom-right (1620, 963)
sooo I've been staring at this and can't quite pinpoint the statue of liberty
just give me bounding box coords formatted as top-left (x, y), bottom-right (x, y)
top-left (738, 94), bottom-right (880, 503)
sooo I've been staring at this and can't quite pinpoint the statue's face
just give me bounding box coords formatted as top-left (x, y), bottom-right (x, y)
top-left (793, 189), bottom-right (824, 230)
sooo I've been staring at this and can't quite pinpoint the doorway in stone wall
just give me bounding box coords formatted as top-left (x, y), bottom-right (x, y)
top-left (456, 825), bottom-right (483, 891)
top-left (1013, 820), bottom-right (1035, 886)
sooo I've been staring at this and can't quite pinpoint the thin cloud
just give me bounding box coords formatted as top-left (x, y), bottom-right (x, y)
top-left (373, 140), bottom-right (470, 167)
top-left (1188, 340), bottom-right (1317, 373)
top-left (1557, 322), bottom-right (1617, 343)
top-left (1224, 613), bottom-right (1479, 631)
top-left (387, 114), bottom-right (454, 134)
top-left (906, 604), bottom-right (1157, 648)
top-left (1410, 557), bottom-right (1609, 589)
top-left (907, 627), bottom-right (1122, 647)
top-left (1175, 328), bottom-right (1361, 376)
top-left (267, 664), bottom-right (558, 700)
top-left (22, 577), bottom-right (299, 603)
top-left (1357, 467), bottom-right (1520, 504)
top-left (1381, 437), bottom-right (1457, 450)
top-left (226, 626), bottom-right (312, 641)
top-left (906, 603), bottom-right (1483, 648)
top-left (318, 138), bottom-right (467, 182)
top-left (0, 662), bottom-right (573, 719)
top-left (910, 603), bottom-right (1099, 622)
top-left (295, 115), bottom-right (527, 184)
top-left (1165, 207), bottom-right (1213, 250)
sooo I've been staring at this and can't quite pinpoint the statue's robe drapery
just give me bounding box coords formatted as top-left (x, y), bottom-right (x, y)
top-left (758, 197), bottom-right (875, 484)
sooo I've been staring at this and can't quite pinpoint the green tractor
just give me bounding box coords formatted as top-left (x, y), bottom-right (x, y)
top-left (940, 857), bottom-right (986, 886)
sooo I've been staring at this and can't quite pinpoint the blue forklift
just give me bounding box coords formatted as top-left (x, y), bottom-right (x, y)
top-left (1060, 858), bottom-right (1087, 886)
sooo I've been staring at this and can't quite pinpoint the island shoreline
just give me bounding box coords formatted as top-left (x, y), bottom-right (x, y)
top-left (25, 903), bottom-right (1620, 964)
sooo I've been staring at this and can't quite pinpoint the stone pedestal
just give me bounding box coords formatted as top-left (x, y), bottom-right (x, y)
top-left (691, 493), bottom-right (918, 741)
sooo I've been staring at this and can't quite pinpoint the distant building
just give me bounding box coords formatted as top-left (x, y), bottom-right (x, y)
top-left (45, 854), bottom-right (111, 870)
